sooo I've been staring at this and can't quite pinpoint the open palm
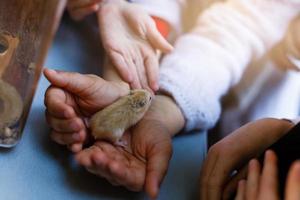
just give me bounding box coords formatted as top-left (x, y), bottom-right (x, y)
top-left (76, 118), bottom-right (173, 199)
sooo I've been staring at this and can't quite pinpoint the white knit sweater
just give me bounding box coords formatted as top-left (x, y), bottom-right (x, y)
top-left (134, 0), bottom-right (300, 131)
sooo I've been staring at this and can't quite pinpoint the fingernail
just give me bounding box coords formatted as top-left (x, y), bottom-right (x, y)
top-left (47, 69), bottom-right (57, 74)
top-left (249, 159), bottom-right (259, 169)
top-left (153, 83), bottom-right (159, 91)
top-left (71, 143), bottom-right (82, 153)
top-left (293, 161), bottom-right (300, 178)
top-left (265, 150), bottom-right (272, 159)
top-left (127, 74), bottom-right (133, 82)
top-left (93, 4), bottom-right (99, 11)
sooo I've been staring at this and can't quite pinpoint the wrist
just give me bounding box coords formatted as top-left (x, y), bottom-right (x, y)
top-left (143, 94), bottom-right (185, 137)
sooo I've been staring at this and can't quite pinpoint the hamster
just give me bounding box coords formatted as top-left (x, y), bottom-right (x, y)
top-left (89, 89), bottom-right (152, 144)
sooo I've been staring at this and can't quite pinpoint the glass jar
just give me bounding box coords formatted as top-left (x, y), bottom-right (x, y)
top-left (0, 0), bottom-right (66, 147)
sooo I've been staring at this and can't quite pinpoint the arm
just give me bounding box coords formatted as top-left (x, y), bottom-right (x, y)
top-left (158, 0), bottom-right (300, 131)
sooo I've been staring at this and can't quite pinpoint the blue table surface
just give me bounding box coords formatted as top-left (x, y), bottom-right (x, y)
top-left (0, 18), bottom-right (207, 200)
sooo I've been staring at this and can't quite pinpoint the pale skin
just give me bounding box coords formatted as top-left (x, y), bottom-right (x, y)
top-left (67, 0), bottom-right (173, 92)
top-left (43, 68), bottom-right (185, 199)
top-left (199, 118), bottom-right (295, 200)
top-left (235, 150), bottom-right (300, 200)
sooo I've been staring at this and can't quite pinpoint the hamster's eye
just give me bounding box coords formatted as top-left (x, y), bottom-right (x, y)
top-left (138, 101), bottom-right (146, 108)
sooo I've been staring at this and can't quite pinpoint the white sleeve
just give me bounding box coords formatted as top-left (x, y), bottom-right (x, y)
top-left (271, 17), bottom-right (300, 71)
top-left (159, 0), bottom-right (300, 131)
top-left (130, 0), bottom-right (185, 33)
top-left (292, 117), bottom-right (300, 124)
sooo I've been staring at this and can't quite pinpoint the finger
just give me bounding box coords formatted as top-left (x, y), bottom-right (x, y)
top-left (89, 149), bottom-right (111, 178)
top-left (285, 161), bottom-right (300, 200)
top-left (245, 159), bottom-right (261, 200)
top-left (107, 155), bottom-right (144, 192)
top-left (223, 166), bottom-right (248, 200)
top-left (145, 141), bottom-right (173, 199)
top-left (44, 86), bottom-right (76, 119)
top-left (106, 160), bottom-right (141, 189)
top-left (50, 130), bottom-right (84, 145)
top-left (201, 143), bottom-right (229, 200)
top-left (257, 150), bottom-right (279, 200)
top-left (69, 4), bottom-right (99, 21)
top-left (143, 50), bottom-right (159, 91)
top-left (84, 143), bottom-right (123, 181)
top-left (75, 147), bottom-right (95, 168)
top-left (69, 143), bottom-right (83, 153)
top-left (108, 51), bottom-right (133, 83)
top-left (199, 146), bottom-right (220, 200)
top-left (235, 180), bottom-right (246, 200)
top-left (125, 56), bottom-right (141, 89)
top-left (90, 146), bottom-right (134, 188)
top-left (44, 68), bottom-right (104, 96)
top-left (146, 20), bottom-right (173, 53)
top-left (46, 113), bottom-right (84, 132)
top-left (133, 51), bottom-right (152, 92)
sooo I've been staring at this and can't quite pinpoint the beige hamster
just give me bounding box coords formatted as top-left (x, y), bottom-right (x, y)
top-left (89, 89), bottom-right (152, 144)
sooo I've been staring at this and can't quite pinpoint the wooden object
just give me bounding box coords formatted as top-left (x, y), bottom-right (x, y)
top-left (0, 0), bottom-right (66, 147)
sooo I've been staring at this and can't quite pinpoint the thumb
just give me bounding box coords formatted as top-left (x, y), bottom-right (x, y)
top-left (146, 20), bottom-right (173, 53)
top-left (145, 137), bottom-right (173, 199)
top-left (44, 68), bottom-right (105, 96)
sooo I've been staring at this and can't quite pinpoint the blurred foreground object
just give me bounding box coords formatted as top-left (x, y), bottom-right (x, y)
top-left (0, 0), bottom-right (66, 147)
top-left (271, 16), bottom-right (300, 71)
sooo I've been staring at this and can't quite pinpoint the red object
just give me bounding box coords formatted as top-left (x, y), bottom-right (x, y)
top-left (151, 16), bottom-right (171, 38)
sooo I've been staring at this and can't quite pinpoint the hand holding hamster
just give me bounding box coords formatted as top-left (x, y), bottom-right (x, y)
top-left (89, 89), bottom-right (152, 145)
top-left (76, 95), bottom-right (185, 199)
top-left (44, 69), bottom-right (130, 152)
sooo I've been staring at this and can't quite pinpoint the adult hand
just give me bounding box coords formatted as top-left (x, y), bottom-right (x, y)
top-left (44, 68), bottom-right (129, 152)
top-left (75, 95), bottom-right (185, 199)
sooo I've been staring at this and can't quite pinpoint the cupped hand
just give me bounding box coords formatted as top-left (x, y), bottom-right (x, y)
top-left (75, 95), bottom-right (185, 199)
top-left (44, 68), bottom-right (129, 152)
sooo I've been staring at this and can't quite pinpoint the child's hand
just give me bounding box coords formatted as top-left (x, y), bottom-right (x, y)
top-left (97, 0), bottom-right (173, 92)
top-left (67, 0), bottom-right (101, 21)
top-left (235, 151), bottom-right (300, 200)
top-left (75, 95), bottom-right (185, 199)
top-left (199, 118), bottom-right (294, 200)
top-left (43, 68), bottom-right (129, 152)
